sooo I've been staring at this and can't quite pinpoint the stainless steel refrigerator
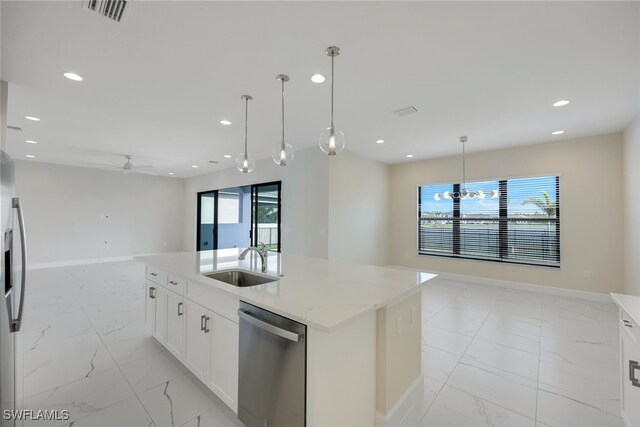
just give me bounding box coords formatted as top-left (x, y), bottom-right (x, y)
top-left (1, 150), bottom-right (27, 427)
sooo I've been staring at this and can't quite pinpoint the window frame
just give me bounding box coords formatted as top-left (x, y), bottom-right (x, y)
top-left (417, 176), bottom-right (560, 268)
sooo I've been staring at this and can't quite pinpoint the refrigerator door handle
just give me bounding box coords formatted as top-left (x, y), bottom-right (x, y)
top-left (10, 197), bottom-right (26, 332)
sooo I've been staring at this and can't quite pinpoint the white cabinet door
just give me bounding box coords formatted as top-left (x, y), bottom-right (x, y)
top-left (154, 285), bottom-right (167, 344)
top-left (621, 325), bottom-right (640, 427)
top-left (184, 300), bottom-right (211, 379)
top-left (145, 281), bottom-right (157, 334)
top-left (209, 313), bottom-right (239, 410)
top-left (165, 289), bottom-right (185, 358)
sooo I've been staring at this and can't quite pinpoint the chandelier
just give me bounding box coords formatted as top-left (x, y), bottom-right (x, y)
top-left (433, 136), bottom-right (500, 201)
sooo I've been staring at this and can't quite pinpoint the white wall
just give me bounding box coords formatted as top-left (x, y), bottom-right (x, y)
top-left (389, 133), bottom-right (625, 294)
top-left (14, 161), bottom-right (185, 267)
top-left (280, 148), bottom-right (329, 258)
top-left (328, 150), bottom-right (389, 266)
top-left (624, 116), bottom-right (640, 295)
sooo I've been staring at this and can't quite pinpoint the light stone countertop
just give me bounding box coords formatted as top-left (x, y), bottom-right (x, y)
top-left (136, 249), bottom-right (437, 332)
top-left (611, 292), bottom-right (640, 326)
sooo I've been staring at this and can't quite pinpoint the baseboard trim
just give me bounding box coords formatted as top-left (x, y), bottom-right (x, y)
top-left (387, 265), bottom-right (611, 302)
top-left (376, 375), bottom-right (424, 427)
top-left (28, 252), bottom-right (164, 270)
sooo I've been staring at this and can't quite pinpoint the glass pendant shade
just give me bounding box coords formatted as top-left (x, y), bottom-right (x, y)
top-left (235, 152), bottom-right (255, 174)
top-left (319, 126), bottom-right (345, 156)
top-left (272, 143), bottom-right (294, 166)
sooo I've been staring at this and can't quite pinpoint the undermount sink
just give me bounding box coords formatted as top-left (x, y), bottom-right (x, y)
top-left (204, 269), bottom-right (276, 287)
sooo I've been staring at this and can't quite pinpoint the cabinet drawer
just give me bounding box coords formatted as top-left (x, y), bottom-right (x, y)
top-left (620, 309), bottom-right (640, 345)
top-left (186, 281), bottom-right (239, 323)
top-left (146, 266), bottom-right (168, 286)
top-left (167, 274), bottom-right (186, 295)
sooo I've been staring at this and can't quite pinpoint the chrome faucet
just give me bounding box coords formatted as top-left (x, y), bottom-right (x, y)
top-left (239, 242), bottom-right (268, 273)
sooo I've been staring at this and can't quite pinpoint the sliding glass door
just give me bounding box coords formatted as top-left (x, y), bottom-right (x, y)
top-left (197, 191), bottom-right (217, 251)
top-left (197, 181), bottom-right (281, 252)
top-left (251, 182), bottom-right (281, 252)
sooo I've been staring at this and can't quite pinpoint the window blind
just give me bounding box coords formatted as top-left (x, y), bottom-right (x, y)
top-left (418, 176), bottom-right (560, 267)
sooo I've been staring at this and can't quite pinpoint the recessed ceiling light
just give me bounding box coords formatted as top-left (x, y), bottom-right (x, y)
top-left (25, 155), bottom-right (35, 158)
top-left (406, 154), bottom-right (414, 158)
top-left (220, 120), bottom-right (232, 125)
top-left (25, 116), bottom-right (40, 121)
top-left (376, 139), bottom-right (384, 144)
top-left (25, 140), bottom-right (37, 144)
top-left (168, 172), bottom-right (175, 175)
top-left (191, 165), bottom-right (198, 168)
top-left (553, 100), bottom-right (570, 107)
top-left (311, 74), bottom-right (325, 83)
top-left (63, 72), bottom-right (83, 81)
top-left (223, 154), bottom-right (231, 159)
top-left (552, 130), bottom-right (565, 135)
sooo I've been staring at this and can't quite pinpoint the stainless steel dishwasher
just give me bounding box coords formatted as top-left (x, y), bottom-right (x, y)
top-left (238, 301), bottom-right (306, 427)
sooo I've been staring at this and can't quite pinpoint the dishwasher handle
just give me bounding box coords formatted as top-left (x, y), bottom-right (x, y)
top-left (238, 309), bottom-right (303, 343)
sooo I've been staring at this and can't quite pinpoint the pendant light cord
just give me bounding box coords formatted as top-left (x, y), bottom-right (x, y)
top-left (462, 138), bottom-right (466, 188)
top-left (330, 54), bottom-right (335, 128)
top-left (244, 97), bottom-right (249, 160)
top-left (281, 78), bottom-right (286, 149)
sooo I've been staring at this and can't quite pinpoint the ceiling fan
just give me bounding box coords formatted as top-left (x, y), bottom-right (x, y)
top-left (82, 155), bottom-right (157, 175)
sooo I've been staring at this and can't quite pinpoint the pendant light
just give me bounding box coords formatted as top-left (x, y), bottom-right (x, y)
top-left (235, 95), bottom-right (255, 174)
top-left (433, 136), bottom-right (500, 201)
top-left (272, 74), bottom-right (294, 166)
top-left (318, 46), bottom-right (345, 156)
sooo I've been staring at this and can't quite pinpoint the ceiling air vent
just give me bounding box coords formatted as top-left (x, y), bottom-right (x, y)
top-left (86, 0), bottom-right (127, 22)
top-left (393, 106), bottom-right (419, 117)
top-left (7, 125), bottom-right (22, 132)
top-left (208, 160), bottom-right (219, 164)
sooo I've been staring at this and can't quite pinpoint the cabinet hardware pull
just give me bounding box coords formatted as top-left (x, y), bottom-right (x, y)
top-left (177, 302), bottom-right (183, 316)
top-left (631, 360), bottom-right (640, 388)
top-left (169, 280), bottom-right (178, 285)
top-left (149, 287), bottom-right (156, 299)
top-left (150, 272), bottom-right (158, 277)
top-left (200, 314), bottom-right (206, 331)
top-left (204, 316), bottom-right (210, 333)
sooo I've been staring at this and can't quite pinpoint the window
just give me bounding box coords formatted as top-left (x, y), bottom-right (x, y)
top-left (418, 176), bottom-right (559, 267)
top-left (251, 182), bottom-right (281, 252)
top-left (218, 191), bottom-right (241, 224)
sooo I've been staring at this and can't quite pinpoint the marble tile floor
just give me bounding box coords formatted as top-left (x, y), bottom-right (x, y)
top-left (20, 261), bottom-right (623, 427)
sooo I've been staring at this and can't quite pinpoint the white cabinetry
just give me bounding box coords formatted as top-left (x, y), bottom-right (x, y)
top-left (145, 279), bottom-right (166, 342)
top-left (209, 312), bottom-right (239, 410)
top-left (620, 308), bottom-right (640, 427)
top-left (184, 299), bottom-right (211, 379)
top-left (165, 289), bottom-right (185, 358)
top-left (144, 267), bottom-right (239, 413)
top-left (145, 280), bottom-right (156, 334)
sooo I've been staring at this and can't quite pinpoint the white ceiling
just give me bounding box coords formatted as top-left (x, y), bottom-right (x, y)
top-left (2, 1), bottom-right (639, 178)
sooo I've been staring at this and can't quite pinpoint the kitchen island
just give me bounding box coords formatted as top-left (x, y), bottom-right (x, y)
top-left (137, 249), bottom-right (436, 427)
